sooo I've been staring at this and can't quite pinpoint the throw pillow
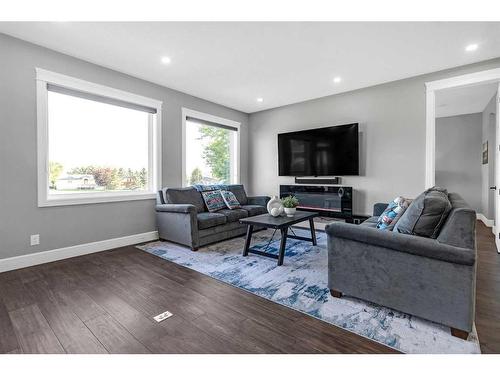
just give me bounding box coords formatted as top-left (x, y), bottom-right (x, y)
top-left (393, 188), bottom-right (452, 238)
top-left (426, 185), bottom-right (448, 194)
top-left (201, 190), bottom-right (226, 212)
top-left (376, 196), bottom-right (411, 231)
top-left (221, 190), bottom-right (241, 210)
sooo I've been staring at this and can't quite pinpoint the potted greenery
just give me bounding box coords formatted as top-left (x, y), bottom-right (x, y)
top-left (282, 195), bottom-right (299, 217)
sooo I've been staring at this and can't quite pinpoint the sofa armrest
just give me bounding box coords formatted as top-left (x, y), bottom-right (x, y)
top-left (373, 203), bottom-right (388, 217)
top-left (156, 204), bottom-right (198, 248)
top-left (247, 196), bottom-right (271, 207)
top-left (326, 222), bottom-right (475, 266)
top-left (156, 204), bottom-right (197, 214)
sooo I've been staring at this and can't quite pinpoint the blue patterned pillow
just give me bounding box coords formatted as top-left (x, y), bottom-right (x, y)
top-left (221, 190), bottom-right (241, 209)
top-left (376, 196), bottom-right (411, 231)
top-left (201, 190), bottom-right (226, 212)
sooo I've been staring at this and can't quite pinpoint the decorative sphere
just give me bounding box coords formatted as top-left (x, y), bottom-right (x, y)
top-left (270, 207), bottom-right (280, 217)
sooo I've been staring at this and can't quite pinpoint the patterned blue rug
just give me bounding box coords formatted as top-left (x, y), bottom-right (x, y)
top-left (138, 228), bottom-right (480, 354)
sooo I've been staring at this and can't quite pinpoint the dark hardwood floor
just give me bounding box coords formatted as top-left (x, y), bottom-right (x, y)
top-left (0, 221), bottom-right (498, 354)
top-left (474, 221), bottom-right (500, 353)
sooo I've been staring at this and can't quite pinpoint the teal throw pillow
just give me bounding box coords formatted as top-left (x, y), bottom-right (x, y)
top-left (376, 196), bottom-right (411, 231)
top-left (221, 190), bottom-right (241, 210)
top-left (201, 190), bottom-right (226, 212)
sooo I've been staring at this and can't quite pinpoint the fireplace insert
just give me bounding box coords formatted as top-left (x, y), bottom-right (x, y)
top-left (279, 185), bottom-right (353, 219)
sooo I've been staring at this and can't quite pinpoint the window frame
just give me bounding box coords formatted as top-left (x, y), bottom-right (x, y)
top-left (181, 108), bottom-right (241, 187)
top-left (36, 68), bottom-right (163, 207)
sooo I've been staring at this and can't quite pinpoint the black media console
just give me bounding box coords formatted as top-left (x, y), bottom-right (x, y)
top-left (279, 185), bottom-right (354, 221)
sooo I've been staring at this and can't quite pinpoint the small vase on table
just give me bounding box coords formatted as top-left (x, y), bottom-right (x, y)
top-left (282, 195), bottom-right (299, 217)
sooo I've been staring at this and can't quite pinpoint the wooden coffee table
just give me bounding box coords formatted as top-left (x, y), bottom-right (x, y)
top-left (239, 211), bottom-right (318, 266)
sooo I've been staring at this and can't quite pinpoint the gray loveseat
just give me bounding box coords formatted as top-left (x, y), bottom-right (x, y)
top-left (156, 185), bottom-right (270, 250)
top-left (326, 192), bottom-right (476, 339)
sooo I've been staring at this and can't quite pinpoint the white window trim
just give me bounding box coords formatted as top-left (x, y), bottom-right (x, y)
top-left (36, 68), bottom-right (163, 207)
top-left (181, 108), bottom-right (241, 187)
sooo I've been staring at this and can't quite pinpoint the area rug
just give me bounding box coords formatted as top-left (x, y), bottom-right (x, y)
top-left (138, 228), bottom-right (481, 354)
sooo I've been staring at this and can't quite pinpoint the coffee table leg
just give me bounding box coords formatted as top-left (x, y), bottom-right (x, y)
top-left (309, 218), bottom-right (317, 246)
top-left (278, 228), bottom-right (288, 266)
top-left (243, 225), bottom-right (253, 257)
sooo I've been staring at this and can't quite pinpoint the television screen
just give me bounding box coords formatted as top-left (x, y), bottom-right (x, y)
top-left (278, 123), bottom-right (359, 176)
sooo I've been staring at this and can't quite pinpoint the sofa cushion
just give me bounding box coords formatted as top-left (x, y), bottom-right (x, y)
top-left (221, 190), bottom-right (241, 209)
top-left (198, 221), bottom-right (247, 238)
top-left (241, 204), bottom-right (267, 216)
top-left (376, 196), bottom-right (411, 231)
top-left (201, 190), bottom-right (227, 212)
top-left (427, 186), bottom-right (448, 194)
top-left (218, 208), bottom-right (248, 222)
top-left (394, 187), bottom-right (452, 238)
top-left (197, 212), bottom-right (227, 230)
top-left (226, 185), bottom-right (248, 205)
top-left (436, 193), bottom-right (476, 249)
top-left (360, 216), bottom-right (379, 228)
top-left (165, 187), bottom-right (206, 213)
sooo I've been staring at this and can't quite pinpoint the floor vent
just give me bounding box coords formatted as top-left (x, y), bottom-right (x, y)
top-left (153, 311), bottom-right (173, 322)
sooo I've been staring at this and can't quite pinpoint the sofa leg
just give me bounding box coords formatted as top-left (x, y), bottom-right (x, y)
top-left (191, 246), bottom-right (199, 252)
top-left (450, 327), bottom-right (469, 340)
top-left (330, 289), bottom-right (342, 298)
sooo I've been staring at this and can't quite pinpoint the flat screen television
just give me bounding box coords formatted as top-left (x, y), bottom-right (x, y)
top-left (278, 123), bottom-right (359, 176)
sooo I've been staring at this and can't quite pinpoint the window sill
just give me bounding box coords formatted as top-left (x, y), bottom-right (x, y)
top-left (38, 191), bottom-right (157, 207)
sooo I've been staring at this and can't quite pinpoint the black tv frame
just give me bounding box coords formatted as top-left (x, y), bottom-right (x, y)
top-left (277, 123), bottom-right (359, 177)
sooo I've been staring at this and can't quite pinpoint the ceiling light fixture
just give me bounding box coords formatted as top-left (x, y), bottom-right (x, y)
top-left (256, 97), bottom-right (264, 103)
top-left (465, 44), bottom-right (478, 52)
top-left (333, 76), bottom-right (342, 83)
top-left (161, 56), bottom-right (171, 64)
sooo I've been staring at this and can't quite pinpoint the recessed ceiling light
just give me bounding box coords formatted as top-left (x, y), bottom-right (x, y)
top-left (465, 44), bottom-right (478, 52)
top-left (333, 76), bottom-right (342, 83)
top-left (256, 97), bottom-right (264, 103)
top-left (161, 56), bottom-right (171, 64)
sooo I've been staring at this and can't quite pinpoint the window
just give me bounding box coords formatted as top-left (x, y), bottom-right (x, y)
top-left (182, 108), bottom-right (240, 187)
top-left (36, 69), bottom-right (162, 206)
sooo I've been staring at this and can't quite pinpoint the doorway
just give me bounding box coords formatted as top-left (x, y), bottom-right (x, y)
top-left (425, 68), bottom-right (500, 252)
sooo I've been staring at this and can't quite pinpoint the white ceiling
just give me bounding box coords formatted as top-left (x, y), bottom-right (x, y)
top-left (436, 83), bottom-right (498, 118)
top-left (1, 22), bottom-right (500, 113)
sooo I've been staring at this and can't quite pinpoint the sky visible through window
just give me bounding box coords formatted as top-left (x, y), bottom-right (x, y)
top-left (48, 91), bottom-right (150, 193)
top-left (185, 121), bottom-right (211, 181)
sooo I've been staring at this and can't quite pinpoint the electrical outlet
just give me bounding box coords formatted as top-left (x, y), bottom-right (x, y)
top-left (30, 234), bottom-right (40, 246)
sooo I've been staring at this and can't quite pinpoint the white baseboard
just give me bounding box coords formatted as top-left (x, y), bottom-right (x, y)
top-left (0, 231), bottom-right (159, 273)
top-left (476, 213), bottom-right (494, 228)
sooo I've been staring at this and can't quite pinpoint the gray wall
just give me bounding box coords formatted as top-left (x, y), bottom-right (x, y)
top-left (481, 93), bottom-right (497, 219)
top-left (0, 33), bottom-right (249, 260)
top-left (247, 58), bottom-right (500, 215)
top-left (435, 113), bottom-right (482, 212)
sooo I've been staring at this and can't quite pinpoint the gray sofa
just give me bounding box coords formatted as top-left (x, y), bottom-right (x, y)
top-left (326, 192), bottom-right (476, 339)
top-left (156, 185), bottom-right (270, 250)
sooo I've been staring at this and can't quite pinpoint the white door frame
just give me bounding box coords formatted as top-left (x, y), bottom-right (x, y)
top-left (425, 68), bottom-right (500, 252)
top-left (496, 83), bottom-right (500, 253)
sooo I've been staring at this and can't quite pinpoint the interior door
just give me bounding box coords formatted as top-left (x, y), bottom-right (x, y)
top-left (495, 83), bottom-right (500, 253)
